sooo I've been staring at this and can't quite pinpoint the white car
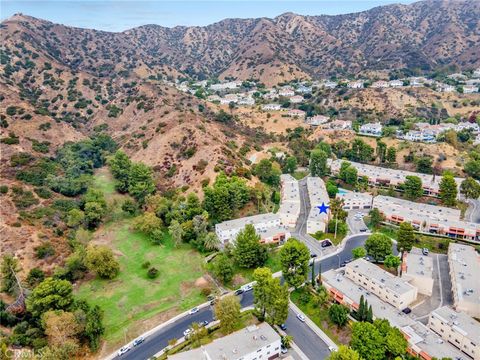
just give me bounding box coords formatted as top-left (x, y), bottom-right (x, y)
top-left (183, 328), bottom-right (192, 337)
top-left (296, 313), bottom-right (306, 322)
top-left (328, 346), bottom-right (337, 352)
top-left (117, 345), bottom-right (131, 356)
top-left (188, 307), bottom-right (199, 315)
top-left (242, 284), bottom-right (253, 292)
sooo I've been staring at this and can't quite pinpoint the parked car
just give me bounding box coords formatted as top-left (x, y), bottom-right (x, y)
top-left (117, 346), bottom-right (131, 356)
top-left (183, 328), bottom-right (193, 337)
top-left (242, 284), bottom-right (253, 292)
top-left (234, 288), bottom-right (244, 296)
top-left (132, 336), bottom-right (145, 346)
top-left (402, 307), bottom-right (412, 314)
top-left (422, 248), bottom-right (429, 256)
top-left (188, 307), bottom-right (199, 315)
top-left (200, 320), bottom-right (209, 327)
top-left (310, 253), bottom-right (318, 258)
top-left (280, 323), bottom-right (287, 331)
top-left (210, 298), bottom-right (217, 306)
top-left (281, 346), bottom-right (288, 354)
top-left (359, 228), bottom-right (368, 232)
top-left (328, 346), bottom-right (336, 352)
top-left (296, 314), bottom-right (306, 322)
top-left (321, 240), bottom-right (332, 248)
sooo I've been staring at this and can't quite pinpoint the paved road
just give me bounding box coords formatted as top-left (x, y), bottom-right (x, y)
top-left (284, 308), bottom-right (331, 360)
top-left (464, 199), bottom-right (480, 223)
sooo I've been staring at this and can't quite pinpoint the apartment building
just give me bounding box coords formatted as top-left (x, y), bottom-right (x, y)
top-left (448, 244), bottom-right (480, 318)
top-left (322, 269), bottom-right (466, 360)
top-left (373, 195), bottom-right (480, 241)
top-left (286, 109), bottom-right (306, 118)
top-left (404, 130), bottom-right (436, 143)
top-left (277, 174), bottom-right (300, 227)
top-left (335, 189), bottom-right (372, 210)
top-left (463, 85), bottom-right (479, 94)
top-left (328, 159), bottom-right (464, 198)
top-left (306, 177), bottom-right (330, 234)
top-left (359, 122), bottom-right (383, 136)
top-left (345, 259), bottom-right (418, 309)
top-left (306, 115), bottom-right (329, 126)
top-left (215, 213), bottom-right (290, 245)
top-left (428, 306), bottom-right (479, 359)
top-left (401, 247), bottom-right (434, 296)
top-left (262, 103), bottom-right (281, 111)
top-left (324, 119), bottom-right (352, 130)
top-left (169, 323), bottom-right (282, 360)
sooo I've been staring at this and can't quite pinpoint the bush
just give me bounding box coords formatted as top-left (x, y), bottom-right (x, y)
top-left (34, 187), bottom-right (52, 199)
top-left (142, 261), bottom-right (151, 269)
top-left (35, 243), bottom-right (55, 259)
top-left (12, 187), bottom-right (39, 209)
top-left (147, 267), bottom-right (159, 279)
top-left (0, 185), bottom-right (8, 194)
top-left (10, 153), bottom-right (34, 167)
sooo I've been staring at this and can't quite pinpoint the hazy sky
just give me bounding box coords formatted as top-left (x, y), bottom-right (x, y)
top-left (1, 0), bottom-right (417, 32)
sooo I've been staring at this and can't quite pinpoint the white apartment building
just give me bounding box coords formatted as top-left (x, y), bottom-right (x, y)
top-left (347, 80), bottom-right (364, 89)
top-left (306, 115), bottom-right (329, 126)
top-left (262, 103), bottom-right (282, 111)
top-left (323, 81), bottom-right (337, 89)
top-left (322, 268), bottom-right (466, 360)
top-left (215, 213), bottom-right (289, 245)
top-left (463, 85), bottom-right (479, 94)
top-left (335, 190), bottom-right (372, 210)
top-left (448, 243), bottom-right (480, 318)
top-left (371, 80), bottom-right (389, 88)
top-left (345, 259), bottom-right (418, 309)
top-left (278, 88), bottom-right (295, 97)
top-left (473, 68), bottom-right (480, 78)
top-left (306, 177), bottom-right (330, 234)
top-left (359, 122), bottom-right (383, 136)
top-left (238, 97), bottom-right (255, 106)
top-left (389, 79), bottom-right (404, 87)
top-left (428, 306), bottom-right (480, 359)
top-left (277, 174), bottom-right (300, 227)
top-left (438, 83), bottom-right (456, 93)
top-left (210, 81), bottom-right (241, 91)
top-left (404, 130), bottom-right (436, 143)
top-left (373, 195), bottom-right (480, 241)
top-left (297, 85), bottom-right (312, 94)
top-left (169, 323), bottom-right (282, 360)
top-left (328, 159), bottom-right (464, 198)
top-left (401, 247), bottom-right (434, 296)
top-left (220, 94), bottom-right (239, 104)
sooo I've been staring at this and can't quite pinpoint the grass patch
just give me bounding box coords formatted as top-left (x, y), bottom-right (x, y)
top-left (375, 225), bottom-right (451, 254)
top-left (290, 287), bottom-right (351, 345)
top-left (76, 169), bottom-right (208, 350)
top-left (310, 232), bottom-right (345, 246)
top-left (292, 170), bottom-right (308, 180)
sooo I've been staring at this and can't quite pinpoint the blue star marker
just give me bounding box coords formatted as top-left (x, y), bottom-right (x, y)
top-left (316, 202), bottom-right (330, 214)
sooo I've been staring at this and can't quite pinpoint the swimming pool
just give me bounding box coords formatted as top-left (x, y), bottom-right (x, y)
top-left (338, 188), bottom-right (348, 195)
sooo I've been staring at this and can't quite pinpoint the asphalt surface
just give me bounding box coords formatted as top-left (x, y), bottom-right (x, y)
top-left (464, 199), bottom-right (480, 223)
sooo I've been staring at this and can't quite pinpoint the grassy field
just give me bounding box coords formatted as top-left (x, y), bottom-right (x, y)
top-left (76, 169), bottom-right (208, 351)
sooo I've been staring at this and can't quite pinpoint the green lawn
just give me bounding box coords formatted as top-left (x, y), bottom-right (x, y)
top-left (76, 169), bottom-right (208, 349)
top-left (292, 170), bottom-right (308, 180)
top-left (310, 232), bottom-right (345, 246)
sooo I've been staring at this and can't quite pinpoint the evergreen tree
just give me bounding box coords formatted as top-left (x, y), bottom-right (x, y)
top-left (233, 225), bottom-right (267, 268)
top-left (460, 177), bottom-right (480, 199)
top-left (404, 175), bottom-right (423, 200)
top-left (397, 222), bottom-right (415, 252)
top-left (366, 305), bottom-right (373, 323)
top-left (309, 149), bottom-right (328, 177)
top-left (439, 173), bottom-right (458, 206)
top-left (1, 255), bottom-right (19, 295)
top-left (279, 238), bottom-right (310, 288)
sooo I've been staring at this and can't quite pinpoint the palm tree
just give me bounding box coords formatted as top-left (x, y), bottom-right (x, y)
top-left (204, 232), bottom-right (220, 251)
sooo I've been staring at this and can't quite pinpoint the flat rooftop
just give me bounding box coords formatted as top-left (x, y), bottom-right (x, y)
top-left (336, 190), bottom-right (373, 203)
top-left (322, 269), bottom-right (415, 329)
top-left (277, 201), bottom-right (301, 216)
top-left (448, 243), bottom-right (480, 306)
top-left (215, 213), bottom-right (280, 232)
top-left (346, 259), bottom-right (417, 295)
top-left (168, 323), bottom-right (280, 360)
top-left (404, 247), bottom-right (434, 279)
top-left (329, 159), bottom-right (464, 189)
top-left (280, 180), bottom-right (300, 203)
top-left (431, 306), bottom-right (480, 342)
top-left (307, 177), bottom-right (329, 206)
top-left (401, 322), bottom-right (467, 360)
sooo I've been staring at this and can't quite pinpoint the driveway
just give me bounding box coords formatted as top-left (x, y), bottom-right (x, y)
top-left (464, 199), bottom-right (480, 223)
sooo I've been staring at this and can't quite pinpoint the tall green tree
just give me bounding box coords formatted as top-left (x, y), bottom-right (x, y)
top-left (376, 140), bottom-right (387, 163)
top-left (364, 233), bottom-right (392, 262)
top-left (233, 225), bottom-right (267, 268)
top-left (255, 159), bottom-right (281, 186)
top-left (279, 238), bottom-right (310, 288)
top-left (439, 173), bottom-right (457, 206)
top-left (1, 255), bottom-right (19, 295)
top-left (460, 177), bottom-right (480, 199)
top-left (309, 149), bottom-right (328, 177)
top-left (168, 220), bottom-right (184, 248)
top-left (214, 295), bottom-right (241, 334)
top-left (397, 222), bottom-right (415, 252)
top-left (212, 253), bottom-right (234, 283)
top-left (386, 147), bottom-right (397, 164)
top-left (350, 322), bottom-right (385, 360)
top-left (368, 208), bottom-right (384, 228)
top-left (128, 162), bottom-right (156, 203)
top-left (404, 175), bottom-right (423, 200)
top-left (283, 156), bottom-right (298, 174)
top-left (26, 277), bottom-right (74, 318)
top-left (384, 255), bottom-right (401, 270)
top-left (253, 267), bottom-right (289, 324)
top-left (328, 304), bottom-right (349, 327)
top-left (352, 247), bottom-right (366, 259)
top-left (85, 245), bottom-right (120, 279)
top-left (108, 150), bottom-right (132, 193)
